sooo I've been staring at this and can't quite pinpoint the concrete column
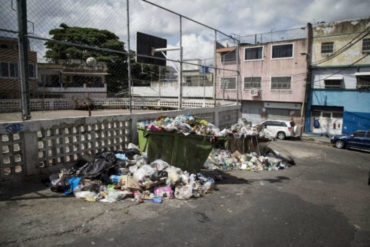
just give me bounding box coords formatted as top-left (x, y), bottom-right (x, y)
top-left (23, 131), bottom-right (39, 175)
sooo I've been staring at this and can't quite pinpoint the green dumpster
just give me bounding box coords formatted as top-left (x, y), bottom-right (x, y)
top-left (137, 127), bottom-right (148, 153)
top-left (145, 131), bottom-right (213, 172)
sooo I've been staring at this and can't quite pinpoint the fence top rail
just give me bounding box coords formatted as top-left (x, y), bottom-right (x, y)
top-left (0, 105), bottom-right (239, 134)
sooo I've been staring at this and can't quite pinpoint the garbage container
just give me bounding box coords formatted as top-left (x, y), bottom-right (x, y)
top-left (137, 127), bottom-right (148, 153)
top-left (226, 134), bottom-right (260, 155)
top-left (145, 131), bottom-right (213, 172)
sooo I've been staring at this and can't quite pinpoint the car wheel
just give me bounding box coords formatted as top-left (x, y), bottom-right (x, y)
top-left (277, 132), bottom-right (286, 140)
top-left (335, 140), bottom-right (345, 149)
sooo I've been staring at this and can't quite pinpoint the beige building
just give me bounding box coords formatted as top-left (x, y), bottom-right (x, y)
top-left (0, 37), bottom-right (38, 99)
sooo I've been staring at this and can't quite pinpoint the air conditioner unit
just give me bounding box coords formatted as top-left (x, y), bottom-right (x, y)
top-left (250, 89), bottom-right (260, 97)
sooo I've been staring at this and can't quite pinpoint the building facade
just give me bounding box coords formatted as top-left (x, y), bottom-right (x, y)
top-left (305, 18), bottom-right (370, 135)
top-left (216, 37), bottom-right (309, 125)
top-left (0, 37), bottom-right (38, 99)
top-left (38, 59), bottom-right (108, 98)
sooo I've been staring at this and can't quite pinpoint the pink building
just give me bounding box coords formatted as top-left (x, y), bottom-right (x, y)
top-left (216, 38), bottom-right (309, 124)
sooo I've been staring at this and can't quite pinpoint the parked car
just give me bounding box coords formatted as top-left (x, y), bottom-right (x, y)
top-left (259, 120), bottom-right (296, 140)
top-left (331, 130), bottom-right (370, 151)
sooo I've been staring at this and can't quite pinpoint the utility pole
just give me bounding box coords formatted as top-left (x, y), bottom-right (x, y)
top-left (17, 0), bottom-right (30, 120)
top-left (213, 30), bottom-right (217, 107)
top-left (236, 40), bottom-right (241, 108)
top-left (126, 0), bottom-right (132, 114)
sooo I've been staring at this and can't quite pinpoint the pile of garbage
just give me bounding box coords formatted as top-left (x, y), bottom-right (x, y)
top-left (48, 144), bottom-right (215, 203)
top-left (204, 149), bottom-right (289, 171)
top-left (137, 114), bottom-right (228, 137)
top-left (138, 115), bottom-right (272, 139)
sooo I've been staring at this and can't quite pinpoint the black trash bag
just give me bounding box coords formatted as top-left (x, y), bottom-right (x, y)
top-left (115, 148), bottom-right (141, 160)
top-left (76, 151), bottom-right (117, 178)
top-left (49, 173), bottom-right (69, 193)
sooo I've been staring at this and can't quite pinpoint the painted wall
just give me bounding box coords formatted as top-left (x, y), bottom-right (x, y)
top-left (312, 18), bottom-right (370, 67)
top-left (309, 90), bottom-right (370, 112)
top-left (311, 67), bottom-right (363, 89)
top-left (216, 39), bottom-right (308, 103)
top-left (305, 89), bottom-right (370, 133)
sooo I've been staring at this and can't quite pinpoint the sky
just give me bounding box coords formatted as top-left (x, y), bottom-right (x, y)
top-left (1, 0), bottom-right (369, 63)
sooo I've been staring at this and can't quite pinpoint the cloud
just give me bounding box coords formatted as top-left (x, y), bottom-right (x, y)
top-left (1, 0), bottom-right (369, 62)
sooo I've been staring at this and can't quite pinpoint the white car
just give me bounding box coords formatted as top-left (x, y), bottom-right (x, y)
top-left (260, 120), bottom-right (296, 140)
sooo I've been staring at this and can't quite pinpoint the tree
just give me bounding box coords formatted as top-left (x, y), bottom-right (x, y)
top-left (45, 23), bottom-right (161, 95)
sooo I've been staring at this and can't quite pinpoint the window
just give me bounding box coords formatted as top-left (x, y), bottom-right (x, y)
top-left (0, 62), bottom-right (34, 78)
top-left (245, 47), bottom-right (263, 60)
top-left (28, 64), bottom-right (36, 78)
top-left (264, 121), bottom-right (287, 127)
top-left (0, 62), bottom-right (9, 77)
top-left (332, 112), bottom-right (343, 118)
top-left (324, 79), bottom-right (342, 89)
top-left (366, 132), bottom-right (370, 138)
top-left (353, 131), bottom-right (365, 137)
top-left (357, 76), bottom-right (370, 89)
top-left (9, 63), bottom-right (18, 78)
top-left (272, 44), bottom-right (293, 58)
top-left (363, 38), bottom-right (370, 53)
top-left (321, 42), bottom-right (334, 54)
top-left (322, 112), bottom-right (331, 118)
top-left (221, 77), bottom-right (236, 89)
top-left (244, 77), bottom-right (261, 89)
top-left (271, 76), bottom-right (291, 89)
top-left (221, 51), bottom-right (236, 64)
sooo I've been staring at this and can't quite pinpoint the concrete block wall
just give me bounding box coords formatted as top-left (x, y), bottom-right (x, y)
top-left (0, 105), bottom-right (240, 181)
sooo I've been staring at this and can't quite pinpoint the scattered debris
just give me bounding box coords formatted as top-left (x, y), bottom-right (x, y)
top-left (49, 144), bottom-right (216, 203)
top-left (204, 148), bottom-right (293, 171)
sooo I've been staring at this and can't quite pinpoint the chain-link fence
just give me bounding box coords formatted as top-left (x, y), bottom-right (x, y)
top-left (0, 0), bottom-right (240, 121)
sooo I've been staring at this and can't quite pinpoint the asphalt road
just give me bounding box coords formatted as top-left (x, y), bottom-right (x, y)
top-left (0, 141), bottom-right (369, 246)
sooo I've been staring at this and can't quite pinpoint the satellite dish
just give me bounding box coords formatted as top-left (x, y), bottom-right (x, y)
top-left (86, 57), bottom-right (97, 67)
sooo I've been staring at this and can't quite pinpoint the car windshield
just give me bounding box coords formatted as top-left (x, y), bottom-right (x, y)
top-left (353, 131), bottom-right (365, 137)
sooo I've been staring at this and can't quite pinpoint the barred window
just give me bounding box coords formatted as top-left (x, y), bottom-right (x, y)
top-left (321, 42), bottom-right (334, 54)
top-left (357, 76), bottom-right (370, 89)
top-left (271, 76), bottom-right (291, 89)
top-left (244, 77), bottom-right (261, 89)
top-left (324, 79), bottom-right (341, 88)
top-left (221, 77), bottom-right (236, 89)
top-left (221, 51), bottom-right (236, 63)
top-left (362, 39), bottom-right (370, 53)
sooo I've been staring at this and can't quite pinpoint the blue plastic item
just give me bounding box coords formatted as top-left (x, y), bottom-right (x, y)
top-left (115, 153), bottom-right (128, 161)
top-left (64, 177), bottom-right (82, 195)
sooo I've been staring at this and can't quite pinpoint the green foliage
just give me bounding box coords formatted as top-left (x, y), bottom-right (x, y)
top-left (45, 23), bottom-right (163, 95)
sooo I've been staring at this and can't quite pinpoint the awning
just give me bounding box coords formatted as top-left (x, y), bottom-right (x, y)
top-left (324, 75), bottom-right (343, 80)
top-left (354, 72), bottom-right (370, 76)
top-left (216, 46), bottom-right (236, 53)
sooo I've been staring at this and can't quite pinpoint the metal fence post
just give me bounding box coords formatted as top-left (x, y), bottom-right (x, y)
top-left (178, 16), bottom-right (183, 109)
top-left (126, 0), bottom-right (132, 114)
top-left (213, 30), bottom-right (217, 107)
top-left (16, 0), bottom-right (31, 120)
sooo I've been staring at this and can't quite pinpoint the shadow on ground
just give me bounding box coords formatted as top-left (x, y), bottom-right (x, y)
top-left (201, 169), bottom-right (290, 185)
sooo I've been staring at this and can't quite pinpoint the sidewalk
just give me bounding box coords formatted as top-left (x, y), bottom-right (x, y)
top-left (300, 133), bottom-right (332, 146)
